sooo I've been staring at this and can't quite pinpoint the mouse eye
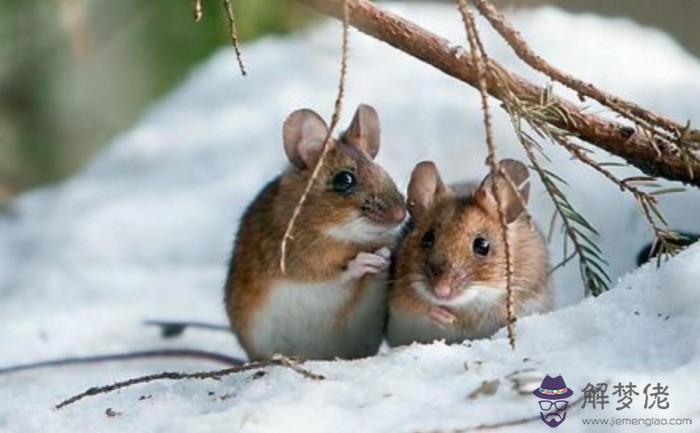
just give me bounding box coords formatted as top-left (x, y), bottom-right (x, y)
top-left (472, 236), bottom-right (490, 256)
top-left (421, 229), bottom-right (435, 250)
top-left (331, 170), bottom-right (356, 194)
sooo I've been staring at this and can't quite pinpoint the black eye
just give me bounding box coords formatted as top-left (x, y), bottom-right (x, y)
top-left (421, 229), bottom-right (435, 250)
top-left (472, 236), bottom-right (490, 256)
top-left (332, 170), bottom-right (356, 194)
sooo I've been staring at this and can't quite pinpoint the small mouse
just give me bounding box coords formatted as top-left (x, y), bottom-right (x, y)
top-left (386, 159), bottom-right (552, 346)
top-left (224, 104), bottom-right (406, 361)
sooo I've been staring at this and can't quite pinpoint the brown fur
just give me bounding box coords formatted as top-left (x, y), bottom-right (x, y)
top-left (224, 106), bottom-right (405, 360)
top-left (388, 160), bottom-right (551, 344)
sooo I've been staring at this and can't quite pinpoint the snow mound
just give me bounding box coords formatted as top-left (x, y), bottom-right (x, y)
top-left (1, 3), bottom-right (699, 432)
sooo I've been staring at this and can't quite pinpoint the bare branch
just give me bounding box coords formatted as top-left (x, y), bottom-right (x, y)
top-left (294, 0), bottom-right (700, 186)
top-left (471, 0), bottom-right (699, 145)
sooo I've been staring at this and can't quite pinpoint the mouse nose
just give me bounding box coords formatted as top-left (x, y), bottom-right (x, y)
top-left (389, 206), bottom-right (406, 224)
top-left (433, 278), bottom-right (453, 300)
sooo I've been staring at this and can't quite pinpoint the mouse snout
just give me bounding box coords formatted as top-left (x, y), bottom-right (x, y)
top-left (426, 261), bottom-right (452, 299)
top-left (433, 278), bottom-right (453, 300)
top-left (426, 261), bottom-right (466, 301)
top-left (388, 206), bottom-right (406, 224)
top-left (362, 195), bottom-right (406, 226)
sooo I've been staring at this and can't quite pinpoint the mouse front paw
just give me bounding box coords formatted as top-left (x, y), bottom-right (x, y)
top-left (429, 306), bottom-right (457, 328)
top-left (340, 247), bottom-right (391, 282)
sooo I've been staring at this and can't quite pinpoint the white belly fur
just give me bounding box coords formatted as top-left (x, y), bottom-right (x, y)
top-left (249, 274), bottom-right (387, 359)
top-left (387, 285), bottom-right (550, 346)
top-left (386, 306), bottom-right (504, 346)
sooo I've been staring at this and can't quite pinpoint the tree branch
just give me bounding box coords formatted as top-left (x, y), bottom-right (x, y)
top-left (471, 0), bottom-right (698, 143)
top-left (295, 0), bottom-right (700, 186)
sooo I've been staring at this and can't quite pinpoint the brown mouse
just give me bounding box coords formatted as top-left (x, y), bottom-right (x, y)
top-left (224, 104), bottom-right (406, 360)
top-left (386, 159), bottom-right (551, 346)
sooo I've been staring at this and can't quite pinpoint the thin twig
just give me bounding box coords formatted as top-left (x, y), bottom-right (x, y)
top-left (55, 357), bottom-right (324, 410)
top-left (279, 0), bottom-right (350, 274)
top-left (546, 209), bottom-right (558, 243)
top-left (471, 0), bottom-right (700, 150)
top-left (223, 0), bottom-right (247, 76)
top-left (556, 138), bottom-right (673, 249)
top-left (457, 0), bottom-right (515, 349)
top-left (548, 250), bottom-right (576, 275)
top-left (193, 0), bottom-right (203, 22)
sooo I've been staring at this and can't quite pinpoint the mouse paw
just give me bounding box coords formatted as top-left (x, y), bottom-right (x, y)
top-left (340, 248), bottom-right (391, 282)
top-left (430, 306), bottom-right (457, 328)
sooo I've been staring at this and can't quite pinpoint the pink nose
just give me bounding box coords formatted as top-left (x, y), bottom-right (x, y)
top-left (390, 206), bottom-right (406, 224)
top-left (433, 281), bottom-right (452, 299)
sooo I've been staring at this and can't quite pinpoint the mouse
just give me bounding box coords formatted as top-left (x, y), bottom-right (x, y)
top-left (224, 104), bottom-right (406, 360)
top-left (386, 159), bottom-right (552, 346)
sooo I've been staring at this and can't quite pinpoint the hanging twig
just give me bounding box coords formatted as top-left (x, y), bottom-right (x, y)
top-left (190, 0), bottom-right (246, 75)
top-left (193, 0), bottom-right (203, 22)
top-left (55, 356), bottom-right (324, 410)
top-left (223, 0), bottom-right (247, 76)
top-left (457, 0), bottom-right (515, 349)
top-left (279, 0), bottom-right (350, 274)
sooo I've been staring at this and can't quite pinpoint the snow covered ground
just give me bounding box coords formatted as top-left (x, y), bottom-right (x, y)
top-left (1, 3), bottom-right (700, 432)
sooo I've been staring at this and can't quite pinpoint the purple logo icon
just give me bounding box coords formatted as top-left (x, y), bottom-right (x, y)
top-left (533, 374), bottom-right (574, 428)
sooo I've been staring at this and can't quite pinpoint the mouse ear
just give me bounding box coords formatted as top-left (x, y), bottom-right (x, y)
top-left (283, 109), bottom-right (329, 170)
top-left (343, 104), bottom-right (380, 159)
top-left (408, 161), bottom-right (450, 221)
top-left (476, 159), bottom-right (530, 223)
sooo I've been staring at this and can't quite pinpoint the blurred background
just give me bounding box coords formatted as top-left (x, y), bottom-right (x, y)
top-left (1, 0), bottom-right (699, 202)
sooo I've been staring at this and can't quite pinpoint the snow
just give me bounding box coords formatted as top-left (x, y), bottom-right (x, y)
top-left (1, 3), bottom-right (700, 432)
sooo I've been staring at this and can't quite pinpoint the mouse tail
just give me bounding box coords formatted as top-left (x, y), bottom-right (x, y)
top-left (0, 348), bottom-right (244, 375)
top-left (144, 319), bottom-right (231, 338)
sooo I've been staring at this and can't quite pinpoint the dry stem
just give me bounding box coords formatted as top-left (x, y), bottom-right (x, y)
top-left (223, 0), bottom-right (247, 76)
top-left (193, 0), bottom-right (203, 22)
top-left (191, 0), bottom-right (246, 75)
top-left (457, 0), bottom-right (515, 349)
top-left (279, 0), bottom-right (350, 274)
top-left (55, 357), bottom-right (324, 410)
